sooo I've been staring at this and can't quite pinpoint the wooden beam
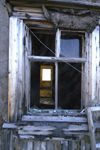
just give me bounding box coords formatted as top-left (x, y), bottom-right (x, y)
top-left (24, 20), bottom-right (53, 29)
top-left (9, 0), bottom-right (100, 10)
top-left (91, 26), bottom-right (100, 105)
top-left (28, 56), bottom-right (87, 63)
top-left (88, 106), bottom-right (100, 112)
top-left (22, 115), bottom-right (88, 122)
top-left (12, 11), bottom-right (45, 20)
top-left (8, 17), bottom-right (24, 122)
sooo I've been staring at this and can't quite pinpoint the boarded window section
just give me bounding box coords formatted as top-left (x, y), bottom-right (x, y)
top-left (58, 63), bottom-right (81, 109)
top-left (32, 31), bottom-right (55, 56)
top-left (60, 34), bottom-right (82, 58)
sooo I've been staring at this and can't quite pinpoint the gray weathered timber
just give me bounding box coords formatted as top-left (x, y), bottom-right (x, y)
top-left (8, 17), bottom-right (22, 121)
top-left (87, 107), bottom-right (96, 150)
top-left (7, 0), bottom-right (100, 10)
top-left (24, 20), bottom-right (53, 29)
top-left (28, 56), bottom-right (87, 63)
top-left (22, 115), bottom-right (88, 122)
top-left (24, 25), bottom-right (32, 112)
top-left (8, 17), bottom-right (25, 121)
top-left (12, 11), bottom-right (46, 21)
top-left (3, 123), bottom-right (88, 131)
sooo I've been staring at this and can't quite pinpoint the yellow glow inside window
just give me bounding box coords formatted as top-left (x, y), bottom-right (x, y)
top-left (42, 69), bottom-right (51, 81)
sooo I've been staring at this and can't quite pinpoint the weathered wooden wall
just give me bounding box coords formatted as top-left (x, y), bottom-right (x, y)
top-left (0, 0), bottom-right (9, 149)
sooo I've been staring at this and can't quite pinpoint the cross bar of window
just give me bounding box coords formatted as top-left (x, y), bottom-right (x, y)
top-left (28, 56), bottom-right (86, 63)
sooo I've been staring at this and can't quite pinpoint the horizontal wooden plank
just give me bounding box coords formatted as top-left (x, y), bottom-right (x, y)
top-left (18, 130), bottom-right (53, 135)
top-left (24, 20), bottom-right (53, 29)
top-left (29, 109), bottom-right (86, 116)
top-left (88, 106), bottom-right (100, 112)
top-left (2, 123), bottom-right (17, 129)
top-left (12, 12), bottom-right (46, 20)
top-left (9, 0), bottom-right (100, 10)
top-left (2, 123), bottom-right (88, 130)
top-left (22, 115), bottom-right (88, 123)
top-left (28, 56), bottom-right (86, 63)
top-left (63, 124), bottom-right (88, 131)
top-left (13, 7), bottom-right (43, 13)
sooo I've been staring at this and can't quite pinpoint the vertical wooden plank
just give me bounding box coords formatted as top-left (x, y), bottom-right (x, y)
top-left (91, 26), bottom-right (99, 105)
top-left (68, 141), bottom-right (72, 150)
top-left (24, 26), bottom-right (32, 112)
top-left (55, 28), bottom-right (61, 57)
top-left (8, 17), bottom-right (19, 121)
top-left (8, 17), bottom-right (25, 121)
top-left (14, 136), bottom-right (21, 150)
top-left (81, 33), bottom-right (89, 107)
top-left (17, 19), bottom-right (25, 119)
top-left (54, 141), bottom-right (61, 150)
top-left (47, 141), bottom-right (54, 150)
top-left (55, 29), bottom-right (61, 109)
top-left (41, 142), bottom-right (46, 150)
top-left (81, 140), bottom-right (86, 150)
top-left (21, 141), bottom-right (28, 150)
top-left (2, 130), bottom-right (10, 150)
top-left (62, 141), bottom-right (68, 150)
top-left (9, 131), bottom-right (14, 150)
top-left (72, 140), bottom-right (77, 150)
top-left (55, 62), bottom-right (58, 110)
top-left (27, 141), bottom-right (33, 150)
top-left (87, 108), bottom-right (96, 150)
top-left (34, 141), bottom-right (41, 150)
top-left (85, 142), bottom-right (91, 150)
top-left (75, 140), bottom-right (81, 150)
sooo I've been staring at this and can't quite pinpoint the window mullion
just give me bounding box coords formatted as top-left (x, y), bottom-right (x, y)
top-left (55, 29), bottom-right (61, 109)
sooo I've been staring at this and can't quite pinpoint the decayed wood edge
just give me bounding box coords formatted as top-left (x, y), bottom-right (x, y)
top-left (3, 123), bottom-right (17, 129)
top-left (12, 11), bottom-right (46, 21)
top-left (24, 25), bottom-right (32, 113)
top-left (8, 17), bottom-right (20, 122)
top-left (87, 107), bottom-right (96, 150)
top-left (24, 20), bottom-right (53, 29)
top-left (3, 123), bottom-right (88, 131)
top-left (13, 7), bottom-right (43, 13)
top-left (88, 106), bottom-right (100, 112)
top-left (17, 18), bottom-right (25, 119)
top-left (22, 115), bottom-right (87, 122)
top-left (8, 0), bottom-right (100, 10)
top-left (28, 56), bottom-right (87, 63)
top-left (82, 32), bottom-right (89, 108)
top-left (18, 135), bottom-right (76, 141)
top-left (91, 26), bottom-right (100, 105)
top-left (55, 29), bottom-right (60, 109)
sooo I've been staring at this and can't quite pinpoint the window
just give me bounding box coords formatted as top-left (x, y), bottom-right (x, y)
top-left (30, 29), bottom-right (85, 110)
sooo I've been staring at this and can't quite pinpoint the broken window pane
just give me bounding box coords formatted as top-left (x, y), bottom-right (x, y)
top-left (60, 34), bottom-right (81, 58)
top-left (58, 63), bottom-right (81, 109)
top-left (32, 31), bottom-right (55, 56)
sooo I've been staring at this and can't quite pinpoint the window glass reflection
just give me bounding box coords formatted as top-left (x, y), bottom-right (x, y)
top-left (60, 36), bottom-right (81, 57)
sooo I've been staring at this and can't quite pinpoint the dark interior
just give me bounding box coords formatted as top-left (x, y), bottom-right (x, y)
top-left (30, 31), bottom-right (81, 110)
top-left (58, 63), bottom-right (81, 109)
top-left (32, 31), bottom-right (55, 56)
top-left (30, 62), bottom-right (55, 109)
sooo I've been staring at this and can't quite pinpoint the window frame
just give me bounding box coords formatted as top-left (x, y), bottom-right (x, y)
top-left (27, 28), bottom-right (86, 112)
